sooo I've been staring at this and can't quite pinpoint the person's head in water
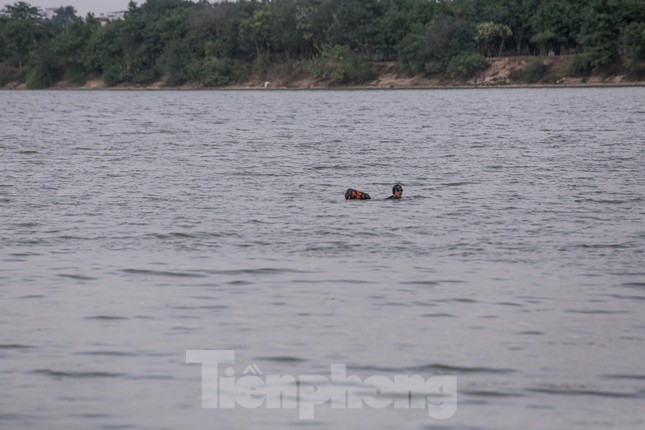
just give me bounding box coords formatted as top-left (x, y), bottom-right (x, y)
top-left (392, 184), bottom-right (403, 199)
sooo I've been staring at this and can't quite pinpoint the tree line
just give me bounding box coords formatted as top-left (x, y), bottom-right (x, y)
top-left (1, 0), bottom-right (643, 88)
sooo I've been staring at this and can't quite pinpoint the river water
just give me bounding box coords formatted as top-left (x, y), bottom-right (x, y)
top-left (1, 88), bottom-right (644, 429)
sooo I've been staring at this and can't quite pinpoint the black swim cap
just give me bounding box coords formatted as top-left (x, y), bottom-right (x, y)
top-left (393, 184), bottom-right (403, 193)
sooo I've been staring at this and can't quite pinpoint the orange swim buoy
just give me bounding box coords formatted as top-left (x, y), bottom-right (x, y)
top-left (344, 188), bottom-right (371, 200)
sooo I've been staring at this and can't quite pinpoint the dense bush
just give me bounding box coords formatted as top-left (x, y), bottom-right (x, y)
top-left (102, 62), bottom-right (123, 86)
top-left (401, 15), bottom-right (477, 76)
top-left (64, 63), bottom-right (88, 84)
top-left (569, 54), bottom-right (592, 77)
top-left (26, 45), bottom-right (63, 88)
top-left (518, 59), bottom-right (547, 83)
top-left (195, 57), bottom-right (232, 87)
top-left (445, 52), bottom-right (488, 78)
top-left (306, 45), bottom-right (376, 84)
top-left (621, 22), bottom-right (645, 77)
top-left (0, 64), bottom-right (24, 86)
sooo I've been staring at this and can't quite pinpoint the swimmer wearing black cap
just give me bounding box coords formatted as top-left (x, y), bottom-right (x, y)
top-left (386, 184), bottom-right (403, 200)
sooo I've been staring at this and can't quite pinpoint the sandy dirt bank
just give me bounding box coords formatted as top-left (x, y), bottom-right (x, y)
top-left (4, 56), bottom-right (643, 90)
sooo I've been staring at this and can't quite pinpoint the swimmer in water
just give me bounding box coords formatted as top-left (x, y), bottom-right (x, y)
top-left (386, 184), bottom-right (403, 200)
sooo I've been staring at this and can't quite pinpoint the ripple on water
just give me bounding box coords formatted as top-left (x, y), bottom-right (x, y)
top-left (529, 385), bottom-right (642, 399)
top-left (350, 363), bottom-right (517, 375)
top-left (75, 351), bottom-right (137, 357)
top-left (57, 273), bottom-right (98, 281)
top-left (256, 356), bottom-right (308, 363)
top-left (84, 316), bottom-right (129, 321)
top-left (121, 268), bottom-right (207, 278)
top-left (0, 344), bottom-right (35, 350)
top-left (32, 369), bottom-right (125, 379)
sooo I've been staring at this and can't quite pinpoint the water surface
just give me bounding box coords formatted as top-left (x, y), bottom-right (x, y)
top-left (1, 88), bottom-right (644, 429)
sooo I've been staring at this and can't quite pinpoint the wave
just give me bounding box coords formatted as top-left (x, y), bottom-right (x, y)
top-left (256, 356), bottom-right (308, 363)
top-left (350, 363), bottom-right (516, 375)
top-left (57, 273), bottom-right (97, 281)
top-left (122, 268), bottom-right (206, 278)
top-left (530, 386), bottom-right (641, 399)
top-left (84, 315), bottom-right (128, 321)
top-left (32, 369), bottom-right (124, 379)
top-left (0, 344), bottom-right (34, 350)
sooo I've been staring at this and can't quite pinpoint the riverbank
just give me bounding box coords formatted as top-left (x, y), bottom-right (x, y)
top-left (4, 56), bottom-right (644, 90)
top-left (232, 56), bottom-right (644, 90)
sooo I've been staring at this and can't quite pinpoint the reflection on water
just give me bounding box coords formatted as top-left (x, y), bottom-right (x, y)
top-left (1, 88), bottom-right (644, 430)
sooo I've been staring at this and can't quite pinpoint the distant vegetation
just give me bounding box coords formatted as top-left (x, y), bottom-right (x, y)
top-left (1, 0), bottom-right (644, 88)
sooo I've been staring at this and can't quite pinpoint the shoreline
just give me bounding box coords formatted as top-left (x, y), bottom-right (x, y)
top-left (3, 57), bottom-right (643, 91)
top-left (3, 81), bottom-right (643, 91)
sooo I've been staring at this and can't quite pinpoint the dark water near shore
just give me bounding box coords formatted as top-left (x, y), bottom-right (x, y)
top-left (1, 88), bottom-right (644, 429)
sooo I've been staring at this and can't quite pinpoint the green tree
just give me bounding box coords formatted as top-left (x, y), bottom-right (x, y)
top-left (51, 6), bottom-right (77, 28)
top-left (187, 1), bottom-right (246, 59)
top-left (479, 0), bottom-right (540, 55)
top-left (53, 14), bottom-right (100, 83)
top-left (4, 1), bottom-right (40, 20)
top-left (269, 0), bottom-right (314, 59)
top-left (578, 0), bottom-right (622, 70)
top-left (306, 44), bottom-right (376, 84)
top-left (621, 21), bottom-right (645, 75)
top-left (378, 0), bottom-right (440, 60)
top-left (0, 1), bottom-right (45, 68)
top-left (530, 0), bottom-right (584, 55)
top-left (618, 0), bottom-right (645, 75)
top-left (139, 0), bottom-right (186, 17)
top-left (157, 6), bottom-right (195, 85)
top-left (377, 0), bottom-right (408, 61)
top-left (26, 41), bottom-right (63, 88)
top-left (319, 0), bottom-right (383, 57)
top-left (292, 0), bottom-right (319, 57)
top-left (239, 7), bottom-right (273, 59)
top-left (444, 0), bottom-right (481, 21)
top-left (419, 14), bottom-right (477, 75)
top-left (475, 21), bottom-right (512, 57)
top-left (115, 3), bottom-right (167, 84)
top-left (83, 19), bottom-right (127, 84)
